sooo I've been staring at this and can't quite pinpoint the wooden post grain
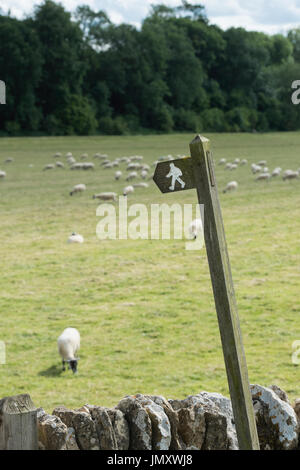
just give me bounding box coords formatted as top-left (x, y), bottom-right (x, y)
top-left (189, 135), bottom-right (259, 450)
top-left (0, 394), bottom-right (38, 450)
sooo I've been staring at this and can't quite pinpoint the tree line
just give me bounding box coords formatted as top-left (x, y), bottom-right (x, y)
top-left (0, 0), bottom-right (300, 136)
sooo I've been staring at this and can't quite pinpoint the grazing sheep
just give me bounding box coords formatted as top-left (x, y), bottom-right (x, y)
top-left (130, 156), bottom-right (143, 161)
top-left (0, 170), bottom-right (6, 178)
top-left (133, 182), bottom-right (149, 188)
top-left (70, 163), bottom-right (83, 170)
top-left (223, 181), bottom-right (238, 193)
top-left (218, 158), bottom-right (227, 165)
top-left (81, 153), bottom-right (88, 160)
top-left (115, 171), bottom-right (122, 180)
top-left (123, 185), bottom-right (134, 196)
top-left (43, 164), bottom-right (55, 171)
top-left (188, 218), bottom-right (203, 240)
top-left (233, 158), bottom-right (240, 164)
top-left (229, 163), bottom-right (238, 170)
top-left (57, 327), bottom-right (80, 374)
top-left (56, 161), bottom-right (65, 168)
top-left (225, 163), bottom-right (233, 170)
top-left (70, 183), bottom-right (86, 196)
top-left (271, 168), bottom-right (281, 177)
top-left (256, 172), bottom-right (271, 181)
top-left (126, 171), bottom-right (138, 181)
top-left (141, 164), bottom-right (150, 171)
top-left (262, 166), bottom-right (269, 173)
top-left (65, 152), bottom-right (73, 158)
top-left (282, 170), bottom-right (299, 181)
top-left (240, 159), bottom-right (247, 165)
top-left (67, 232), bottom-right (84, 243)
top-left (251, 164), bottom-right (262, 174)
top-left (53, 152), bottom-right (62, 158)
top-left (82, 162), bottom-right (95, 170)
top-left (257, 160), bottom-right (267, 166)
top-left (67, 156), bottom-right (76, 165)
top-left (4, 157), bottom-right (13, 163)
top-left (93, 192), bottom-right (117, 202)
top-left (141, 170), bottom-right (148, 179)
top-left (103, 163), bottom-right (114, 169)
top-left (127, 163), bottom-right (142, 171)
top-left (100, 159), bottom-right (110, 166)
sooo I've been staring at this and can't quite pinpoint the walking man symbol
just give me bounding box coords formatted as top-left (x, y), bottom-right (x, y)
top-left (166, 163), bottom-right (186, 191)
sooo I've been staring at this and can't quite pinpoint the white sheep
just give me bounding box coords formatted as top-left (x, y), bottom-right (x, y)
top-left (67, 232), bottom-right (84, 243)
top-left (133, 182), bottom-right (149, 188)
top-left (70, 183), bottom-right (86, 196)
top-left (70, 163), bottom-right (83, 170)
top-left (229, 163), bottom-right (238, 170)
top-left (240, 159), bottom-right (247, 165)
top-left (233, 158), bottom-right (240, 164)
top-left (53, 152), bottom-right (62, 158)
top-left (223, 181), bottom-right (238, 193)
top-left (257, 160), bottom-right (267, 166)
top-left (256, 172), bottom-right (271, 181)
top-left (81, 153), bottom-right (88, 160)
top-left (103, 163), bottom-right (114, 169)
top-left (123, 185), bottom-right (134, 196)
top-left (67, 156), bottom-right (76, 165)
top-left (4, 158), bottom-right (13, 163)
top-left (82, 162), bottom-right (95, 170)
top-left (225, 163), bottom-right (233, 170)
top-left (141, 170), bottom-right (148, 179)
top-left (56, 161), bottom-right (65, 168)
top-left (57, 327), bottom-right (80, 374)
top-left (127, 163), bottom-right (142, 171)
top-left (93, 192), bottom-right (117, 202)
top-left (115, 171), bottom-right (122, 180)
top-left (271, 168), bottom-right (281, 177)
top-left (282, 170), bottom-right (299, 181)
top-left (218, 158), bottom-right (226, 165)
top-left (100, 160), bottom-right (111, 166)
top-left (126, 171), bottom-right (138, 181)
top-left (0, 170), bottom-right (6, 178)
top-left (43, 164), bottom-right (55, 171)
top-left (251, 164), bottom-right (262, 174)
top-left (188, 218), bottom-right (203, 240)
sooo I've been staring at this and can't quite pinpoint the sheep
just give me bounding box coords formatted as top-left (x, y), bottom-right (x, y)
top-left (225, 163), bottom-right (233, 170)
top-left (271, 168), bottom-right (281, 177)
top-left (100, 159), bottom-right (111, 166)
top-left (257, 160), bottom-right (267, 166)
top-left (65, 152), bottom-right (73, 158)
top-left (127, 163), bottom-right (142, 171)
top-left (82, 162), bottom-right (95, 170)
top-left (240, 159), bottom-right (247, 165)
top-left (251, 164), bottom-right (262, 174)
top-left (115, 171), bottom-right (122, 180)
top-left (4, 157), bottom-right (13, 163)
top-left (56, 161), bottom-right (65, 168)
top-left (188, 218), bottom-right (203, 240)
top-left (130, 155), bottom-right (143, 161)
top-left (93, 192), bottom-right (117, 202)
top-left (218, 158), bottom-right (226, 165)
top-left (67, 232), bottom-right (84, 243)
top-left (0, 170), bottom-right (6, 178)
top-left (223, 181), bottom-right (238, 193)
top-left (70, 163), bottom-right (83, 170)
top-left (141, 164), bottom-right (150, 171)
top-left (57, 327), bottom-right (80, 374)
top-left (70, 183), bottom-right (86, 196)
top-left (103, 163), bottom-right (114, 169)
top-left (133, 182), bottom-right (149, 188)
top-left (282, 170), bottom-right (299, 181)
top-left (262, 166), bottom-right (269, 173)
top-left (141, 170), bottom-right (148, 179)
top-left (67, 156), bottom-right (76, 165)
top-left (81, 153), bottom-right (88, 160)
top-left (256, 172), bottom-right (271, 181)
top-left (43, 164), bottom-right (55, 171)
top-left (123, 185), bottom-right (134, 196)
top-left (233, 158), bottom-right (240, 164)
top-left (53, 152), bottom-right (62, 158)
top-left (126, 171), bottom-right (138, 181)
top-left (229, 163), bottom-right (238, 170)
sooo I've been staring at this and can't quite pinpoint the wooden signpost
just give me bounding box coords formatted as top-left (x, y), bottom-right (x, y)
top-left (153, 135), bottom-right (260, 450)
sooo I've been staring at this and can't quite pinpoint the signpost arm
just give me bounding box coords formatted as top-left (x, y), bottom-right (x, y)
top-left (189, 135), bottom-right (260, 450)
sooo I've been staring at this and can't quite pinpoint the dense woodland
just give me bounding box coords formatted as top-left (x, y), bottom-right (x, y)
top-left (0, 0), bottom-right (300, 135)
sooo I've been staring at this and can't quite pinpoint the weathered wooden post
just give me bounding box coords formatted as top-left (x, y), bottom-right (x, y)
top-left (153, 134), bottom-right (259, 450)
top-left (0, 394), bottom-right (38, 450)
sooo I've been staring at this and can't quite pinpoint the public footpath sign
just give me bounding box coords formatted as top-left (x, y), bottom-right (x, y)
top-left (153, 135), bottom-right (260, 450)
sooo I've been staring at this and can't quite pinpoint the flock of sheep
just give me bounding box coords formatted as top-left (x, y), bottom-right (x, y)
top-left (219, 157), bottom-right (300, 195)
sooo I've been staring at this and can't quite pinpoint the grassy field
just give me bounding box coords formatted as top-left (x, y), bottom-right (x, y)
top-left (0, 131), bottom-right (300, 413)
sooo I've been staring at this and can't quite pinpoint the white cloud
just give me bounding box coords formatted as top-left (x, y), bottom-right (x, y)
top-left (1, 0), bottom-right (300, 34)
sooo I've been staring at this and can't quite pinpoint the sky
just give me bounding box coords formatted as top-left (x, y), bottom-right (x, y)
top-left (1, 0), bottom-right (300, 35)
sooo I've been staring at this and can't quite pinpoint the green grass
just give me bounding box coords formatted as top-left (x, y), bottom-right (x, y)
top-left (0, 132), bottom-right (300, 412)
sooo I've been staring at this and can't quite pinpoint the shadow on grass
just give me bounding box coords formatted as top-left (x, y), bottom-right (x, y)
top-left (38, 364), bottom-right (63, 377)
